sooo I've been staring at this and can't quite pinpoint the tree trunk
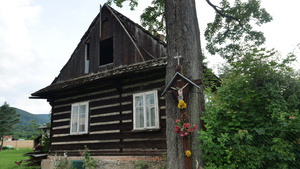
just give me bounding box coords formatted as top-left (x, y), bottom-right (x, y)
top-left (0, 135), bottom-right (4, 151)
top-left (165, 0), bottom-right (204, 168)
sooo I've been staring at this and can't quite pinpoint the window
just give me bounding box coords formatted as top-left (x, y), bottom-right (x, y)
top-left (84, 42), bottom-right (90, 74)
top-left (70, 102), bottom-right (89, 135)
top-left (100, 37), bottom-right (113, 65)
top-left (133, 90), bottom-right (159, 130)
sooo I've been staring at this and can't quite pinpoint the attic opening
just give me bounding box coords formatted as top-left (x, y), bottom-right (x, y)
top-left (100, 37), bottom-right (114, 66)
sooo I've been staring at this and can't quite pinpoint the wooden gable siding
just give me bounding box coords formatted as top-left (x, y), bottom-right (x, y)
top-left (54, 5), bottom-right (166, 84)
top-left (49, 68), bottom-right (167, 156)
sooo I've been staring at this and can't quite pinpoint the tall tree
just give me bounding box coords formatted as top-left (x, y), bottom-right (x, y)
top-left (0, 102), bottom-right (20, 151)
top-left (164, 1), bottom-right (203, 168)
top-left (108, 0), bottom-right (271, 168)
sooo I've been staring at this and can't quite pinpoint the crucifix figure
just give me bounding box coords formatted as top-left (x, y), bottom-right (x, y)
top-left (170, 82), bottom-right (189, 101)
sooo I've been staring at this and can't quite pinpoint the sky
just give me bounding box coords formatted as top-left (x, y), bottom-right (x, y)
top-left (0, 0), bottom-right (299, 115)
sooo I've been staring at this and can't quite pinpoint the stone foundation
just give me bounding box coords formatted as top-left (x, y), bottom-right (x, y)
top-left (42, 155), bottom-right (167, 169)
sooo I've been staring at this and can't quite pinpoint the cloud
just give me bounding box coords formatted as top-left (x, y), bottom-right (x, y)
top-left (0, 0), bottom-right (51, 114)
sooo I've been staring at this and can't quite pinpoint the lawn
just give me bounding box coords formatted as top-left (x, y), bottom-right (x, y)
top-left (0, 148), bottom-right (41, 169)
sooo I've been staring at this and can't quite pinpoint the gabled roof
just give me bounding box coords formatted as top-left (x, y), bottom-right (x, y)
top-left (31, 4), bottom-right (168, 98)
top-left (51, 3), bottom-right (166, 84)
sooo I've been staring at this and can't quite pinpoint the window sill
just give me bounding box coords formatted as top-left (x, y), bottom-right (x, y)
top-left (69, 133), bottom-right (88, 136)
top-left (132, 128), bottom-right (160, 133)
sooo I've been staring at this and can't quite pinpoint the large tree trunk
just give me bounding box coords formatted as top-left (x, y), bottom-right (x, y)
top-left (165, 0), bottom-right (204, 168)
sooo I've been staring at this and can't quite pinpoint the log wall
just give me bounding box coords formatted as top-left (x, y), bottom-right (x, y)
top-left (49, 69), bottom-right (167, 156)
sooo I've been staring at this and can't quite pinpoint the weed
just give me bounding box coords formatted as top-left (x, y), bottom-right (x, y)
top-left (134, 160), bottom-right (149, 169)
top-left (51, 152), bottom-right (74, 169)
top-left (80, 145), bottom-right (99, 169)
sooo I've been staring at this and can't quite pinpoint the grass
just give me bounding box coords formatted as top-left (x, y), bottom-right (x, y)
top-left (0, 148), bottom-right (41, 169)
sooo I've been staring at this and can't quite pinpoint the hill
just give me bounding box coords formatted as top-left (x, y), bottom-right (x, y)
top-left (14, 108), bottom-right (50, 126)
top-left (12, 108), bottom-right (50, 139)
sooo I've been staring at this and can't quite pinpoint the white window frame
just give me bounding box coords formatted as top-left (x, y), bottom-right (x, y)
top-left (70, 102), bottom-right (89, 135)
top-left (133, 90), bottom-right (159, 130)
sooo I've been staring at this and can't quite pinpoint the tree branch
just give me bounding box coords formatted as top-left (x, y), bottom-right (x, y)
top-left (205, 0), bottom-right (240, 23)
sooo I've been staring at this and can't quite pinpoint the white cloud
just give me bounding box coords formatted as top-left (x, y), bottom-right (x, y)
top-left (0, 0), bottom-right (51, 114)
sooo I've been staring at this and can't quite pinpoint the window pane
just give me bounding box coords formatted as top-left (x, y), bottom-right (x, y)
top-left (146, 93), bottom-right (155, 127)
top-left (146, 93), bottom-right (154, 105)
top-left (79, 105), bottom-right (86, 132)
top-left (146, 106), bottom-right (155, 127)
top-left (71, 105), bottom-right (79, 133)
top-left (135, 96), bottom-right (143, 107)
top-left (135, 107), bottom-right (144, 128)
top-left (149, 107), bottom-right (156, 127)
top-left (135, 95), bottom-right (144, 128)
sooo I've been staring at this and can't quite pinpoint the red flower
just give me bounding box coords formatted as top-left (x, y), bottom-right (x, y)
top-left (183, 123), bottom-right (190, 128)
top-left (175, 126), bottom-right (181, 133)
top-left (174, 119), bottom-right (196, 137)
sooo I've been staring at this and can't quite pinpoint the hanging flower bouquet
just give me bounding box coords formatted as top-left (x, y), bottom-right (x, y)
top-left (174, 100), bottom-right (197, 137)
top-left (175, 119), bottom-right (197, 137)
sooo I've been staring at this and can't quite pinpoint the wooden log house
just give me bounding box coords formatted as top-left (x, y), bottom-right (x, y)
top-left (31, 4), bottom-right (220, 160)
top-left (31, 4), bottom-right (168, 156)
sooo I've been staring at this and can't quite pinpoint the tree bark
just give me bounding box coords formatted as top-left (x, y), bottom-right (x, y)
top-left (165, 0), bottom-right (204, 168)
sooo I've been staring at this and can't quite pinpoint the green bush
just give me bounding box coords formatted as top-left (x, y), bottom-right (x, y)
top-left (200, 48), bottom-right (300, 169)
top-left (2, 146), bottom-right (15, 150)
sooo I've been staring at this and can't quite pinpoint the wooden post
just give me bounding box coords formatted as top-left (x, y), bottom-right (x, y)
top-left (180, 108), bottom-right (192, 169)
top-left (183, 136), bottom-right (192, 169)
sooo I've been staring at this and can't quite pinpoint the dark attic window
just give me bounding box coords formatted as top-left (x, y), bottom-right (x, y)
top-left (100, 37), bottom-right (113, 66)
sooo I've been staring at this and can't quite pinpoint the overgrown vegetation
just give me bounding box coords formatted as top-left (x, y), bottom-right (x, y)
top-left (51, 152), bottom-right (73, 169)
top-left (200, 47), bottom-right (300, 168)
top-left (41, 123), bottom-right (51, 153)
top-left (52, 146), bottom-right (99, 169)
top-left (80, 145), bottom-right (99, 169)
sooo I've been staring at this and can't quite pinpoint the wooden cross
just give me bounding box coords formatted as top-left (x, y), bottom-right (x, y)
top-left (174, 55), bottom-right (182, 65)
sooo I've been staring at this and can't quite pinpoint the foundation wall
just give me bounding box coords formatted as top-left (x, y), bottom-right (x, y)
top-left (42, 155), bottom-right (167, 169)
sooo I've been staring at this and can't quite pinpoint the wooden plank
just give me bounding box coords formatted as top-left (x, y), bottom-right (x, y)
top-left (52, 132), bottom-right (121, 142)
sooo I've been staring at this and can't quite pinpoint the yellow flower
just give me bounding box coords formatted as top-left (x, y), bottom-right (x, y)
top-left (185, 150), bottom-right (192, 157)
top-left (177, 100), bottom-right (187, 109)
